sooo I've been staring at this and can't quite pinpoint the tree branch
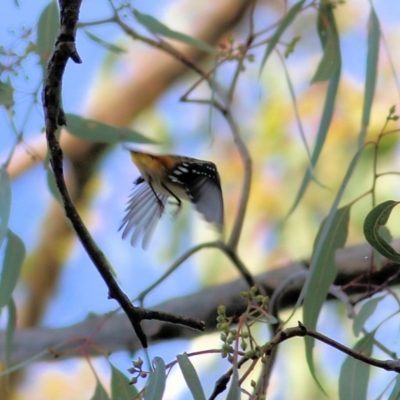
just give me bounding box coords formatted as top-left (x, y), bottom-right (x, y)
top-left (2, 240), bottom-right (400, 365)
top-left (42, 0), bottom-right (204, 349)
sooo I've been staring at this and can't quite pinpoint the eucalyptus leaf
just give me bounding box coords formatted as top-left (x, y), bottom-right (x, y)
top-left (339, 332), bottom-right (374, 400)
top-left (0, 230), bottom-right (26, 308)
top-left (0, 166), bottom-right (11, 250)
top-left (134, 9), bottom-right (215, 54)
top-left (177, 353), bottom-right (206, 400)
top-left (36, 1), bottom-right (59, 73)
top-left (144, 357), bottom-right (166, 400)
top-left (66, 113), bottom-right (156, 144)
top-left (110, 363), bottom-right (138, 400)
top-left (363, 200), bottom-right (400, 263)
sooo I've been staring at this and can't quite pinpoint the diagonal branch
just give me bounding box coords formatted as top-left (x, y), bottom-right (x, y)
top-left (42, 0), bottom-right (204, 349)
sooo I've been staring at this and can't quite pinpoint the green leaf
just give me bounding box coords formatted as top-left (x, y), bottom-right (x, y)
top-left (0, 166), bottom-right (11, 250)
top-left (110, 363), bottom-right (138, 400)
top-left (339, 331), bottom-right (375, 400)
top-left (133, 9), bottom-right (216, 54)
top-left (372, 226), bottom-right (392, 268)
top-left (363, 200), bottom-right (400, 263)
top-left (65, 113), bottom-right (156, 144)
top-left (177, 353), bottom-right (206, 400)
top-left (353, 295), bottom-right (385, 337)
top-left (311, 2), bottom-right (341, 83)
top-left (84, 31), bottom-right (127, 54)
top-left (303, 205), bottom-right (350, 393)
top-left (286, 2), bottom-right (341, 216)
top-left (5, 297), bottom-right (16, 367)
top-left (260, 0), bottom-right (305, 73)
top-left (357, 7), bottom-right (380, 147)
top-left (144, 357), bottom-right (166, 400)
top-left (0, 79), bottom-right (14, 108)
top-left (36, 1), bottom-right (59, 72)
top-left (90, 379), bottom-right (110, 400)
top-left (226, 368), bottom-right (240, 400)
top-left (388, 375), bottom-right (400, 400)
top-left (0, 230), bottom-right (26, 308)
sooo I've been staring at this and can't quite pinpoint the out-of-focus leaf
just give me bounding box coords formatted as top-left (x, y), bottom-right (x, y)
top-left (226, 368), bottom-right (240, 400)
top-left (358, 7), bottom-right (380, 147)
top-left (5, 297), bottom-right (16, 367)
top-left (90, 379), bottom-right (110, 400)
top-left (286, 2), bottom-right (341, 216)
top-left (0, 79), bottom-right (14, 108)
top-left (353, 296), bottom-right (385, 337)
top-left (0, 166), bottom-right (11, 250)
top-left (36, 0), bottom-right (59, 72)
top-left (303, 205), bottom-right (350, 392)
top-left (339, 331), bottom-right (375, 400)
top-left (0, 230), bottom-right (26, 308)
top-left (133, 9), bottom-right (216, 54)
top-left (144, 357), bottom-right (166, 400)
top-left (363, 200), bottom-right (400, 263)
top-left (388, 375), bottom-right (400, 400)
top-left (177, 353), bottom-right (206, 400)
top-left (65, 113), bottom-right (156, 144)
top-left (84, 30), bottom-right (127, 54)
top-left (110, 363), bottom-right (138, 400)
top-left (311, 2), bottom-right (341, 83)
top-left (260, 0), bottom-right (305, 73)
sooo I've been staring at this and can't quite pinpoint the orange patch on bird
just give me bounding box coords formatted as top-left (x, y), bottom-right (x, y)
top-left (129, 151), bottom-right (168, 171)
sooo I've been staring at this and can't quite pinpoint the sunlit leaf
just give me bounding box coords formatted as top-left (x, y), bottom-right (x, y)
top-left (90, 379), bottom-right (110, 400)
top-left (133, 9), bottom-right (216, 54)
top-left (363, 200), bottom-right (400, 263)
top-left (260, 0), bottom-right (305, 74)
top-left (0, 166), bottom-right (11, 250)
top-left (177, 353), bottom-right (206, 400)
top-left (65, 113), bottom-right (156, 144)
top-left (144, 357), bottom-right (166, 400)
top-left (226, 368), bottom-right (240, 400)
top-left (5, 297), bottom-right (16, 367)
top-left (0, 230), bottom-right (26, 308)
top-left (353, 295), bottom-right (385, 337)
top-left (286, 2), bottom-right (341, 216)
top-left (303, 205), bottom-right (350, 392)
top-left (357, 7), bottom-right (380, 146)
top-left (110, 363), bottom-right (138, 400)
top-left (84, 30), bottom-right (127, 54)
top-left (339, 331), bottom-right (374, 400)
top-left (36, 0), bottom-right (59, 72)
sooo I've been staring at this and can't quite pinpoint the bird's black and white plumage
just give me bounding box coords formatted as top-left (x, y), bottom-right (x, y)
top-left (119, 150), bottom-right (224, 249)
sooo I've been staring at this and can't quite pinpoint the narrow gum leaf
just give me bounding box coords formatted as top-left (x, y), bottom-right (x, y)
top-left (338, 332), bottom-right (374, 400)
top-left (363, 200), bottom-right (400, 263)
top-left (36, 1), bottom-right (59, 73)
top-left (133, 10), bottom-right (216, 54)
top-left (259, 0), bottom-right (305, 74)
top-left (65, 113), bottom-right (156, 144)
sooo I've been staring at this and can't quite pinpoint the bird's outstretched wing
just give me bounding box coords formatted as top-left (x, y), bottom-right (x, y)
top-left (119, 177), bottom-right (168, 249)
top-left (186, 175), bottom-right (224, 229)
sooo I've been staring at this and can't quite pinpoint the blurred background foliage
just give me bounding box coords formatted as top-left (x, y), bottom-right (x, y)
top-left (1, 0), bottom-right (400, 399)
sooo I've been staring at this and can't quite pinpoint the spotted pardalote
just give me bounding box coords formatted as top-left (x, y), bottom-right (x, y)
top-left (119, 149), bottom-right (224, 248)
